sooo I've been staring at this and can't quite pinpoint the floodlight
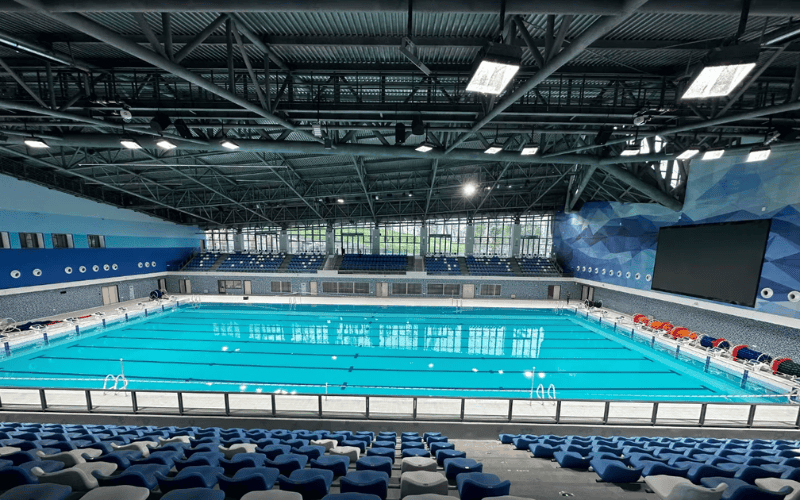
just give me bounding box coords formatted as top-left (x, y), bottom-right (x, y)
top-left (220, 138), bottom-right (239, 150)
top-left (682, 44), bottom-right (760, 99)
top-left (156, 139), bottom-right (177, 150)
top-left (702, 148), bottom-right (725, 160)
top-left (484, 144), bottom-right (503, 154)
top-left (415, 142), bottom-right (434, 152)
top-left (120, 138), bottom-right (142, 150)
top-left (463, 183), bottom-right (477, 196)
top-left (619, 143), bottom-right (640, 156)
top-left (337, 198), bottom-right (345, 204)
top-left (746, 146), bottom-right (770, 163)
top-left (676, 147), bottom-right (700, 160)
top-left (466, 42), bottom-right (522, 95)
top-left (520, 146), bottom-right (539, 156)
top-left (23, 138), bottom-right (48, 148)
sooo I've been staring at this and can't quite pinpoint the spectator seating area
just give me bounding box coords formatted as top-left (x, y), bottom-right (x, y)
top-left (340, 254), bottom-right (408, 272)
top-left (219, 253), bottom-right (286, 272)
top-left (287, 253), bottom-right (326, 273)
top-left (499, 432), bottom-right (800, 500)
top-left (424, 255), bottom-right (462, 275)
top-left (517, 256), bottom-right (560, 276)
top-left (183, 252), bottom-right (223, 271)
top-left (465, 256), bottom-right (514, 276)
top-left (0, 421), bottom-right (523, 500)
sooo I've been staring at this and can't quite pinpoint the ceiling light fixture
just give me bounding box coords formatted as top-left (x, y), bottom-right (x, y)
top-left (520, 146), bottom-right (539, 156)
top-left (466, 42), bottom-right (522, 95)
top-left (702, 148), bottom-right (725, 160)
top-left (746, 145), bottom-right (771, 163)
top-left (220, 138), bottom-right (239, 150)
top-left (619, 142), bottom-right (640, 156)
top-left (23, 138), bottom-right (48, 148)
top-left (676, 147), bottom-right (700, 160)
top-left (337, 198), bottom-right (345, 204)
top-left (484, 144), bottom-right (503, 154)
top-left (463, 183), bottom-right (477, 196)
top-left (119, 138), bottom-right (142, 150)
top-left (415, 142), bottom-right (434, 153)
top-left (682, 44), bottom-right (760, 99)
top-left (156, 139), bottom-right (177, 150)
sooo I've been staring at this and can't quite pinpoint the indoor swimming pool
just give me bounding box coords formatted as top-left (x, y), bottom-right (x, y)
top-left (0, 303), bottom-right (783, 402)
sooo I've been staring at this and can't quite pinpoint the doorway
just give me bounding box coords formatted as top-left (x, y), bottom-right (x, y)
top-left (179, 279), bottom-right (192, 294)
top-left (101, 285), bottom-right (119, 305)
top-left (548, 285), bottom-right (561, 300)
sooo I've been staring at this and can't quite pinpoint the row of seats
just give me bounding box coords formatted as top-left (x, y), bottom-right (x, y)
top-left (516, 257), bottom-right (560, 277)
top-left (465, 256), bottom-right (514, 277)
top-left (220, 253), bottom-right (285, 272)
top-left (500, 433), bottom-right (800, 500)
top-left (183, 253), bottom-right (223, 271)
top-left (340, 255), bottom-right (408, 272)
top-left (287, 254), bottom-right (325, 274)
top-left (424, 256), bottom-right (462, 276)
top-left (0, 421), bottom-right (521, 500)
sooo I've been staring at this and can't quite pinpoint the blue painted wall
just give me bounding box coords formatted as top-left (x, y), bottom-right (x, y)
top-left (554, 151), bottom-right (800, 319)
top-left (0, 174), bottom-right (203, 289)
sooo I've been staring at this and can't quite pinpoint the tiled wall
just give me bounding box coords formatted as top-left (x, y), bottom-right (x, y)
top-left (554, 151), bottom-right (800, 320)
top-left (0, 276), bottom-right (162, 322)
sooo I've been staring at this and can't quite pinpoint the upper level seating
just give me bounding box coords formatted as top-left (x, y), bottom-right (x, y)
top-left (183, 252), bottom-right (222, 271)
top-left (425, 255), bottom-right (461, 275)
top-left (340, 254), bottom-right (408, 272)
top-left (465, 256), bottom-right (514, 276)
top-left (287, 253), bottom-right (325, 273)
top-left (219, 253), bottom-right (285, 272)
top-left (517, 255), bottom-right (560, 276)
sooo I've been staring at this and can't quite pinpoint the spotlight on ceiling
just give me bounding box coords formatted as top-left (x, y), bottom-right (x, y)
top-left (676, 146), bottom-right (701, 160)
top-left (484, 144), bottom-right (503, 154)
top-left (337, 198), bottom-right (345, 204)
top-left (220, 138), bottom-right (239, 150)
top-left (520, 145), bottom-right (539, 156)
top-left (407, 192), bottom-right (413, 197)
top-left (682, 44), bottom-right (760, 100)
top-left (119, 138), bottom-right (142, 150)
top-left (415, 142), bottom-right (434, 153)
top-left (463, 183), bottom-right (477, 196)
top-left (466, 42), bottom-right (522, 95)
top-left (156, 139), bottom-right (177, 150)
top-left (23, 138), bottom-right (48, 148)
top-left (746, 145), bottom-right (771, 163)
top-left (702, 148), bottom-right (725, 160)
top-left (619, 142), bottom-right (640, 156)
top-left (149, 112), bottom-right (172, 134)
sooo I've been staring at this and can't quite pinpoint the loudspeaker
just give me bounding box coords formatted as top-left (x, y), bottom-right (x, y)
top-left (395, 123), bottom-right (406, 144)
top-left (594, 128), bottom-right (612, 145)
top-left (173, 119), bottom-right (193, 139)
top-left (411, 116), bottom-right (424, 136)
top-left (150, 112), bottom-right (172, 133)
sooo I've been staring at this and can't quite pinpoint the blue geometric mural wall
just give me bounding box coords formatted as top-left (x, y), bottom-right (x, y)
top-left (554, 152), bottom-right (800, 319)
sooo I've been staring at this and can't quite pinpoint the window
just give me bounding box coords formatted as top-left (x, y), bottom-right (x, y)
top-left (218, 280), bottom-right (242, 290)
top-left (335, 223), bottom-right (371, 254)
top-left (288, 225), bottom-right (327, 253)
top-left (242, 228), bottom-right (280, 252)
top-left (205, 229), bottom-right (235, 252)
top-left (321, 282), bottom-right (369, 294)
top-left (271, 281), bottom-right (292, 293)
top-left (519, 214), bottom-right (554, 256)
top-left (88, 234), bottom-right (105, 248)
top-left (381, 221), bottom-right (421, 255)
top-left (52, 233), bottom-right (73, 249)
top-left (473, 217), bottom-right (514, 256)
top-left (427, 283), bottom-right (461, 296)
top-left (480, 284), bottom-right (502, 296)
top-left (19, 232), bottom-right (43, 249)
top-left (0, 232), bottom-right (9, 249)
top-left (427, 218), bottom-right (467, 254)
top-left (392, 283), bottom-right (422, 295)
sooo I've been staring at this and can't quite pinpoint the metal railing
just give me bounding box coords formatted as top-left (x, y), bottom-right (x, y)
top-left (0, 386), bottom-right (798, 429)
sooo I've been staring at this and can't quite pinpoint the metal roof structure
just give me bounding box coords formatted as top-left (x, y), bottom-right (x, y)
top-left (1, 0), bottom-right (799, 228)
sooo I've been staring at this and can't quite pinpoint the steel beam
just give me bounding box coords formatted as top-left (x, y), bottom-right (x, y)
top-left (0, 57), bottom-right (49, 108)
top-left (1, 0), bottom-right (797, 15)
top-left (445, 0), bottom-right (649, 153)
top-left (568, 164), bottom-right (597, 211)
top-left (596, 162), bottom-right (682, 211)
top-left (173, 14), bottom-right (227, 63)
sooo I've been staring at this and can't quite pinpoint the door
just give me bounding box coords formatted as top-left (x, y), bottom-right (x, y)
top-left (218, 280), bottom-right (227, 294)
top-left (462, 284), bottom-right (475, 299)
top-left (101, 285), bottom-right (119, 305)
top-left (179, 279), bottom-right (191, 294)
top-left (548, 285), bottom-right (561, 300)
top-left (128, 285), bottom-right (135, 301)
top-left (429, 235), bottom-right (452, 254)
top-left (377, 282), bottom-right (388, 297)
top-left (243, 280), bottom-right (252, 295)
top-left (300, 282), bottom-right (308, 294)
top-left (158, 278), bottom-right (167, 291)
top-left (310, 282), bottom-right (318, 295)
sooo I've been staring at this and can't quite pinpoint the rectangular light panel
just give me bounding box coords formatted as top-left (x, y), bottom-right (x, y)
top-left (702, 149), bottom-right (725, 160)
top-left (746, 148), bottom-right (770, 163)
top-left (466, 60), bottom-right (520, 95)
top-left (682, 63), bottom-right (757, 99)
top-left (520, 146), bottom-right (539, 156)
top-left (484, 146), bottom-right (503, 154)
top-left (156, 139), bottom-right (177, 150)
top-left (23, 139), bottom-right (48, 148)
top-left (120, 139), bottom-right (142, 150)
top-left (677, 148), bottom-right (700, 160)
top-left (415, 144), bottom-right (433, 152)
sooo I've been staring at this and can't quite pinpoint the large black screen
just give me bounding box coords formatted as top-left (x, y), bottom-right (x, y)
top-left (651, 220), bottom-right (771, 307)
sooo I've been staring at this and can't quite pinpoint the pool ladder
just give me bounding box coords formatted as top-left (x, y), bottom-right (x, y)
top-left (103, 358), bottom-right (129, 395)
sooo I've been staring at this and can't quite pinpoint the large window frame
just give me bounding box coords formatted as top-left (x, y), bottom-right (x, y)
top-left (87, 234), bottom-right (106, 248)
top-left (19, 232), bottom-right (44, 249)
top-left (473, 217), bottom-right (514, 256)
top-left (381, 221), bottom-right (421, 255)
top-left (288, 225), bottom-right (327, 254)
top-left (519, 214), bottom-right (554, 256)
top-left (242, 228), bottom-right (280, 252)
top-left (426, 218), bottom-right (467, 255)
top-left (205, 229), bottom-right (235, 253)
top-left (335, 223), bottom-right (371, 254)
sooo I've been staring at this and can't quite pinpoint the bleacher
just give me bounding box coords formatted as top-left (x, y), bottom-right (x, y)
top-left (340, 254), bottom-right (408, 273)
top-left (183, 252), bottom-right (222, 271)
top-left (0, 421), bottom-right (518, 500)
top-left (287, 253), bottom-right (326, 273)
top-left (219, 252), bottom-right (285, 272)
top-left (425, 255), bottom-right (462, 275)
top-left (465, 256), bottom-right (514, 276)
top-left (517, 255), bottom-right (561, 276)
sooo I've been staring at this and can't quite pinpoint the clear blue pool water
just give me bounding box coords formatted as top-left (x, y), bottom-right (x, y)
top-left (0, 303), bottom-right (779, 402)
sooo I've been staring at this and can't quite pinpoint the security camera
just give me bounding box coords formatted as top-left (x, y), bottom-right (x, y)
top-left (633, 114), bottom-right (651, 127)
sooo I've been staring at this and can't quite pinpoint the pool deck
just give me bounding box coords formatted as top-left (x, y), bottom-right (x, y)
top-left (0, 294), bottom-right (798, 434)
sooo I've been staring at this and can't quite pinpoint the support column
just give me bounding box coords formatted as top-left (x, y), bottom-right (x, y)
top-left (326, 224), bottom-right (335, 255)
top-left (233, 229), bottom-right (244, 252)
top-left (465, 222), bottom-right (475, 255)
top-left (279, 229), bottom-right (288, 253)
top-left (419, 224), bottom-right (428, 256)
top-left (511, 220), bottom-right (522, 257)
top-left (371, 224), bottom-right (381, 254)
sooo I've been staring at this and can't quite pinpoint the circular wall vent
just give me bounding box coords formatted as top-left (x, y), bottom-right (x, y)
top-left (64, 267), bottom-right (73, 274)
top-left (601, 269), bottom-right (606, 275)
top-left (138, 262), bottom-right (143, 268)
top-left (626, 271), bottom-right (631, 279)
top-left (103, 264), bottom-right (110, 271)
top-left (112, 264), bottom-right (118, 270)
top-left (32, 269), bottom-right (42, 277)
top-left (616, 271), bottom-right (622, 277)
top-left (635, 273), bottom-right (641, 280)
top-left (79, 266), bottom-right (87, 273)
top-left (10, 270), bottom-right (20, 279)
top-left (761, 288), bottom-right (774, 299)
top-left (151, 261), bottom-right (156, 267)
top-left (645, 274), bottom-right (652, 281)
top-left (92, 265), bottom-right (99, 272)
top-left (789, 291), bottom-right (800, 303)
top-left (144, 262), bottom-right (150, 268)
